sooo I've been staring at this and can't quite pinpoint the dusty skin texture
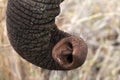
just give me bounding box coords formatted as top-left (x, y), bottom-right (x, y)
top-left (6, 0), bottom-right (88, 70)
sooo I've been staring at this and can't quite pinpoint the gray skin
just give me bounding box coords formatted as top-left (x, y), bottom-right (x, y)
top-left (6, 0), bottom-right (88, 70)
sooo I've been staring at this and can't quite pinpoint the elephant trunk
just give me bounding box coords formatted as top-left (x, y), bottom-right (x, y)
top-left (6, 0), bottom-right (88, 70)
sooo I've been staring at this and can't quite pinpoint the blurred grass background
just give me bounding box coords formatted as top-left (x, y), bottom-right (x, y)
top-left (0, 0), bottom-right (120, 80)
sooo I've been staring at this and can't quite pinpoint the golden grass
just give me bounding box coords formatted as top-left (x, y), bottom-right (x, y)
top-left (0, 0), bottom-right (120, 80)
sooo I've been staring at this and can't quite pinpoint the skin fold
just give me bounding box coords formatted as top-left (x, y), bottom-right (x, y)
top-left (6, 0), bottom-right (88, 70)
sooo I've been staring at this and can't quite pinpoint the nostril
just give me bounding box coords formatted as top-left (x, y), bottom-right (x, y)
top-left (66, 54), bottom-right (73, 63)
top-left (66, 42), bottom-right (73, 49)
top-left (62, 42), bottom-right (73, 64)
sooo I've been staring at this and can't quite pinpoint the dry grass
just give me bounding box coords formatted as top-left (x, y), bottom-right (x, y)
top-left (0, 0), bottom-right (120, 80)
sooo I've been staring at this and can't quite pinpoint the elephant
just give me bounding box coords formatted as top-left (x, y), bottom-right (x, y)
top-left (6, 0), bottom-right (88, 70)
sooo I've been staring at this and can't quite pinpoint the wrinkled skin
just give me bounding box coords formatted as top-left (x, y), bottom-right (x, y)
top-left (6, 0), bottom-right (88, 70)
